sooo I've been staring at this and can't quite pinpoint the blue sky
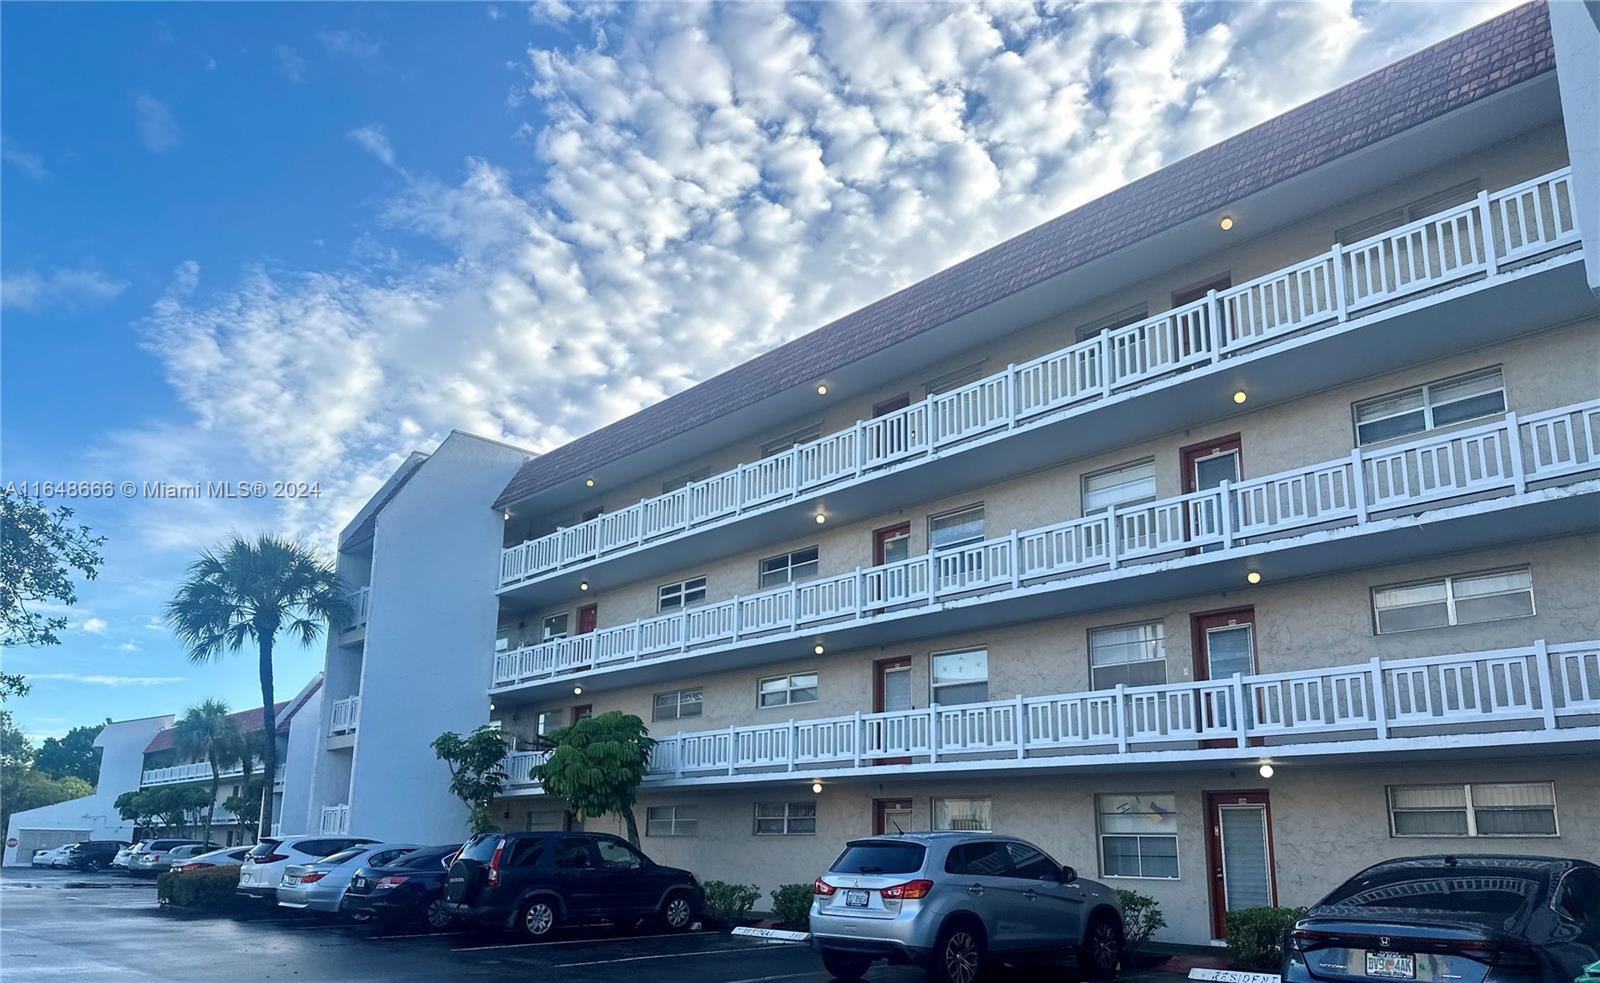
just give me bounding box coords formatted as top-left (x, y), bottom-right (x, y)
top-left (0, 1), bottom-right (1514, 742)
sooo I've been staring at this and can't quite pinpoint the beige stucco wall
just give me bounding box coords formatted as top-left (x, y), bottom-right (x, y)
top-left (510, 122), bottom-right (1572, 544)
top-left (509, 754), bottom-right (1597, 945)
top-left (496, 532), bottom-right (1598, 739)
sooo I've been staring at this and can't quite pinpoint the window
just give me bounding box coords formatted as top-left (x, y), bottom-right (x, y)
top-left (1006, 842), bottom-right (1061, 880)
top-left (658, 577), bottom-right (707, 612)
top-left (1353, 368), bottom-right (1505, 445)
top-left (1075, 304), bottom-right (1149, 343)
top-left (1096, 793), bottom-right (1180, 879)
top-left (495, 629), bottom-right (512, 653)
top-left (1335, 179), bottom-right (1481, 245)
top-left (754, 801), bottom-right (816, 835)
top-left (506, 837), bottom-right (547, 866)
top-left (760, 547), bottom-right (819, 588)
top-left (924, 361), bottom-right (988, 397)
top-left (1388, 783), bottom-right (1557, 837)
top-left (929, 505), bottom-right (985, 551)
top-left (646, 805), bottom-right (699, 837)
top-left (832, 842), bottom-right (926, 874)
top-left (652, 688), bottom-right (703, 722)
top-left (932, 797), bottom-right (992, 832)
top-left (1089, 622), bottom-right (1168, 689)
top-left (761, 425), bottom-right (821, 458)
top-left (662, 468), bottom-right (711, 494)
top-left (554, 838), bottom-right (594, 868)
top-left (533, 711), bottom-right (558, 738)
top-left (758, 672), bottom-right (818, 708)
top-left (542, 613), bottom-right (569, 641)
top-left (931, 649), bottom-right (988, 706)
top-left (944, 840), bottom-right (1012, 875)
top-left (1082, 459), bottom-right (1156, 513)
top-left (596, 839), bottom-right (644, 868)
top-left (1372, 567), bottom-right (1534, 633)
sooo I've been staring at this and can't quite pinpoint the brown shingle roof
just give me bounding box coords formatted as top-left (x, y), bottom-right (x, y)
top-left (494, 1), bottom-right (1555, 511)
top-left (143, 701), bottom-right (293, 754)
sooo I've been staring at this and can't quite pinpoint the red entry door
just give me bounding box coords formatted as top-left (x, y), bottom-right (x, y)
top-left (1181, 434), bottom-right (1242, 552)
top-left (874, 798), bottom-right (913, 835)
top-left (874, 523), bottom-right (911, 566)
top-left (873, 657), bottom-right (913, 765)
top-left (1204, 790), bottom-right (1277, 939)
top-left (571, 705), bottom-right (592, 725)
top-left (1192, 608), bottom-right (1257, 748)
top-left (576, 604), bottom-right (598, 634)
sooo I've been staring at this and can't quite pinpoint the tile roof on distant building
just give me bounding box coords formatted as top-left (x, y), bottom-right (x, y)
top-left (494, 1), bottom-right (1554, 511)
top-left (143, 700), bottom-right (292, 754)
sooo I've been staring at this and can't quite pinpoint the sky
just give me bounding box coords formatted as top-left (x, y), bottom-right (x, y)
top-left (0, 0), bottom-right (1520, 743)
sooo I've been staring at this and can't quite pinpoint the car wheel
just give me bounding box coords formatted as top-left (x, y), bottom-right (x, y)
top-left (518, 898), bottom-right (558, 940)
top-left (421, 895), bottom-right (456, 931)
top-left (84, 859), bottom-right (103, 872)
top-left (1080, 913), bottom-right (1123, 979)
top-left (660, 892), bottom-right (695, 931)
top-left (820, 950), bottom-right (872, 981)
top-left (932, 921), bottom-right (986, 983)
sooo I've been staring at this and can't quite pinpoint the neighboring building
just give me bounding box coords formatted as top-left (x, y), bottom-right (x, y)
top-left (2, 714), bottom-right (172, 866)
top-left (477, 2), bottom-right (1599, 945)
top-left (300, 431), bottom-right (532, 842)
top-left (134, 675), bottom-right (322, 845)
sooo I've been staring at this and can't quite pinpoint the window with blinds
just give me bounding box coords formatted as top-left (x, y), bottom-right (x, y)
top-left (923, 362), bottom-right (988, 397)
top-left (1082, 459), bottom-right (1156, 514)
top-left (651, 688), bottom-right (703, 722)
top-left (929, 504), bottom-right (985, 551)
top-left (1352, 367), bottom-right (1505, 446)
top-left (754, 801), bottom-right (816, 835)
top-left (1089, 622), bottom-right (1168, 689)
top-left (1075, 304), bottom-right (1150, 343)
top-left (932, 797), bottom-right (992, 832)
top-left (1387, 782), bottom-right (1557, 837)
top-left (1371, 567), bottom-right (1534, 633)
top-left (1335, 179), bottom-right (1482, 244)
top-left (760, 425), bottom-right (821, 458)
top-left (759, 546), bottom-right (819, 588)
top-left (931, 649), bottom-right (988, 706)
top-left (645, 805), bottom-right (698, 837)
top-left (1096, 793), bottom-right (1180, 879)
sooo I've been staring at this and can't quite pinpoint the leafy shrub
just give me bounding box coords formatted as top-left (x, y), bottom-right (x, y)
top-left (701, 881), bottom-right (761, 927)
top-left (1113, 888), bottom-right (1167, 949)
top-left (769, 883), bottom-right (813, 930)
top-left (1225, 906), bottom-right (1306, 971)
top-left (156, 866), bottom-right (243, 909)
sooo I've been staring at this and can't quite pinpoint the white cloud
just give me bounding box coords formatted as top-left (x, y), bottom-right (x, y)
top-left (275, 44), bottom-right (308, 83)
top-left (78, 617), bottom-right (108, 635)
top-left (29, 673), bottom-right (185, 687)
top-left (317, 28), bottom-right (381, 61)
top-left (1, 267), bottom-right (127, 311)
top-left (133, 93), bottom-right (180, 152)
top-left (348, 124), bottom-right (396, 169)
top-left (1, 139), bottom-right (47, 179)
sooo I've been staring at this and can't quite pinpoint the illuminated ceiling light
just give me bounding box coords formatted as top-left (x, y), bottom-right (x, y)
top-left (1219, 215), bottom-right (1235, 231)
top-left (1233, 390), bottom-right (1248, 405)
top-left (811, 780), bottom-right (823, 794)
top-left (1258, 763), bottom-right (1275, 779)
top-left (814, 513), bottom-right (827, 525)
top-left (573, 685), bottom-right (583, 696)
top-left (816, 385), bottom-right (828, 396)
top-left (502, 511), bottom-right (512, 521)
top-left (814, 644), bottom-right (825, 656)
top-left (585, 477), bottom-right (596, 487)
top-left (489, 703), bottom-right (496, 711)
top-left (1246, 571), bottom-right (1262, 585)
top-left (579, 581), bottom-right (590, 591)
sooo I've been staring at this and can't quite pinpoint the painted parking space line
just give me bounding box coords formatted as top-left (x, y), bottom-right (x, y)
top-left (365, 930), bottom-right (470, 941)
top-left (451, 929), bottom-right (712, 952)
top-left (556, 942), bottom-right (805, 967)
top-left (725, 974), bottom-right (822, 983)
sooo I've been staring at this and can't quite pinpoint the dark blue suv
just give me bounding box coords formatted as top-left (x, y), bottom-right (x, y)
top-left (443, 831), bottom-right (703, 939)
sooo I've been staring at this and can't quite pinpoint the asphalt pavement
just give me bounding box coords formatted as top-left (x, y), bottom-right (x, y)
top-left (0, 868), bottom-right (1195, 983)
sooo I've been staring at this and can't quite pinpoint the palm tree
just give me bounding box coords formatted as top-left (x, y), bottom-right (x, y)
top-left (166, 535), bottom-right (350, 838)
top-left (173, 699), bottom-right (240, 848)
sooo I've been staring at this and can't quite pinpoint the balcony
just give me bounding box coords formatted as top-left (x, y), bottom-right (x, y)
top-left (320, 804), bottom-right (350, 835)
top-left (499, 169), bottom-right (1585, 605)
top-left (501, 639), bottom-right (1599, 792)
top-left (342, 586), bottom-right (371, 638)
top-left (141, 760), bottom-right (287, 787)
top-left (491, 400), bottom-right (1600, 696)
top-left (329, 695), bottom-right (361, 737)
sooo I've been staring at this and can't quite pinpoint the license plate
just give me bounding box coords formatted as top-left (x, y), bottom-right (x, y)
top-left (1365, 952), bottom-right (1415, 979)
top-left (283, 875), bottom-right (299, 885)
top-left (845, 889), bottom-right (869, 908)
top-left (351, 878), bottom-right (366, 889)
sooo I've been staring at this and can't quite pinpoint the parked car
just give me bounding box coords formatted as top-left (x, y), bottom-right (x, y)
top-left (63, 840), bottom-right (130, 872)
top-left (342, 845), bottom-right (463, 930)
top-left (810, 832), bottom-right (1124, 983)
top-left (174, 846), bottom-right (254, 872)
top-left (129, 841), bottom-right (218, 875)
top-left (276, 843), bottom-right (420, 915)
top-left (236, 835), bottom-right (379, 900)
top-left (110, 843), bottom-right (139, 869)
top-left (1284, 855), bottom-right (1600, 983)
top-left (31, 844), bottom-right (76, 868)
top-left (443, 831), bottom-right (702, 939)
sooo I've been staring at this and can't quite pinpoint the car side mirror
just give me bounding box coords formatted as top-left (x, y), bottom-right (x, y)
top-left (1059, 866), bottom-right (1078, 884)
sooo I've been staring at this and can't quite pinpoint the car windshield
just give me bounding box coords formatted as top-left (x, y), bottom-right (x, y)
top-left (1321, 867), bottom-right (1542, 916)
top-left (244, 839), bottom-right (283, 860)
top-left (831, 842), bottom-right (927, 875)
top-left (398, 850), bottom-right (454, 869)
top-left (458, 835), bottom-right (501, 864)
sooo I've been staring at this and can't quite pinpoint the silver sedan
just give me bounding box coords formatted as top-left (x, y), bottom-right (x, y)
top-left (276, 843), bottom-right (422, 915)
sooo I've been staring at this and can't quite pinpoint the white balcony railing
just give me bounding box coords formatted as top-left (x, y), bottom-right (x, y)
top-left (320, 804), bottom-right (350, 835)
top-left (142, 759), bottom-right (288, 787)
top-left (500, 640), bottom-right (1599, 788)
top-left (499, 168), bottom-right (1580, 590)
top-left (345, 587), bottom-right (371, 631)
top-left (269, 822), bottom-right (282, 837)
top-left (492, 399), bottom-right (1600, 689)
top-left (329, 695), bottom-right (361, 736)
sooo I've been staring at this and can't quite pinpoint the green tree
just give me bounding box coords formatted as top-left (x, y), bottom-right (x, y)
top-left (174, 700), bottom-right (239, 849)
top-left (431, 726), bottom-right (510, 834)
top-left (34, 723), bottom-right (105, 784)
top-left (2, 770), bottom-right (92, 835)
top-left (116, 786), bottom-right (212, 836)
top-left (0, 709), bottom-right (32, 772)
top-left (165, 534), bottom-right (349, 838)
top-left (223, 777), bottom-right (264, 844)
top-left (0, 491), bottom-right (107, 697)
top-left (532, 712), bottom-right (655, 846)
top-left (115, 790), bottom-right (160, 832)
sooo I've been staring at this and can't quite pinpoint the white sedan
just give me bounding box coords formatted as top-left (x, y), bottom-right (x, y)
top-left (173, 846), bottom-right (253, 871)
top-left (236, 835), bottom-right (379, 900)
top-left (31, 844), bottom-right (76, 868)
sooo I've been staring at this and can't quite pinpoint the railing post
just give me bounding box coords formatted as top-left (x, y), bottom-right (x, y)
top-left (787, 719), bottom-right (797, 771)
top-left (1005, 363), bottom-right (1018, 429)
top-left (1014, 695), bottom-right (1026, 759)
top-left (732, 597), bottom-right (742, 642)
top-left (1099, 333), bottom-right (1113, 398)
top-left (1331, 242), bottom-right (1349, 322)
top-left (727, 725), bottom-right (737, 776)
top-left (1219, 479), bottom-right (1234, 551)
top-left (1532, 639), bottom-right (1558, 730)
top-left (1477, 190), bottom-right (1500, 276)
top-left (1009, 530), bottom-right (1021, 588)
top-left (854, 421), bottom-right (866, 477)
top-left (928, 703), bottom-right (940, 764)
top-left (1114, 684), bottom-right (1128, 753)
top-left (1350, 447), bottom-right (1368, 523)
top-left (678, 611), bottom-right (689, 653)
top-left (1232, 672), bottom-right (1249, 748)
top-left (854, 566), bottom-right (864, 620)
top-left (1105, 506), bottom-right (1119, 570)
top-left (790, 583), bottom-right (800, 631)
top-left (1206, 288), bottom-right (1223, 362)
top-left (852, 710), bottom-right (862, 769)
top-left (1505, 410), bottom-right (1527, 493)
top-left (1370, 657), bottom-right (1389, 741)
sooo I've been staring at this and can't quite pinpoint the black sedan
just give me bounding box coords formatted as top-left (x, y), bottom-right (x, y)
top-left (1284, 855), bottom-right (1600, 983)
top-left (342, 845), bottom-right (462, 930)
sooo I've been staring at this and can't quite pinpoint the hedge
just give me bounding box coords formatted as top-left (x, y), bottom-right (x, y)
top-left (156, 866), bottom-right (243, 909)
top-left (1112, 888), bottom-right (1167, 950)
top-left (701, 881), bottom-right (761, 927)
top-left (1225, 906), bottom-right (1306, 971)
top-left (769, 883), bottom-right (813, 930)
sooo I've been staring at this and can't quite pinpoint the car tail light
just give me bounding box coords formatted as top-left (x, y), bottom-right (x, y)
top-left (1456, 940), bottom-right (1542, 971)
top-left (376, 876), bottom-right (409, 889)
top-left (813, 878), bottom-right (836, 896)
top-left (150, 855), bottom-right (161, 862)
top-left (881, 880), bottom-right (934, 900)
top-left (486, 840), bottom-right (505, 887)
top-left (257, 854), bottom-right (289, 864)
top-left (1289, 929), bottom-right (1338, 952)
top-left (299, 872), bottom-right (326, 884)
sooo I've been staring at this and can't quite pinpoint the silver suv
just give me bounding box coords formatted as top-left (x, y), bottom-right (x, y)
top-left (810, 833), bottom-right (1123, 983)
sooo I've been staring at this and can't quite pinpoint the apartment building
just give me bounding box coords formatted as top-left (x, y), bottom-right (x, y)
top-left (476, 3), bottom-right (1600, 945)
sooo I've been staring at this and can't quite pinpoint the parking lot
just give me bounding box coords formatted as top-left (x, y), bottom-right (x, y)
top-left (0, 868), bottom-right (1195, 983)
